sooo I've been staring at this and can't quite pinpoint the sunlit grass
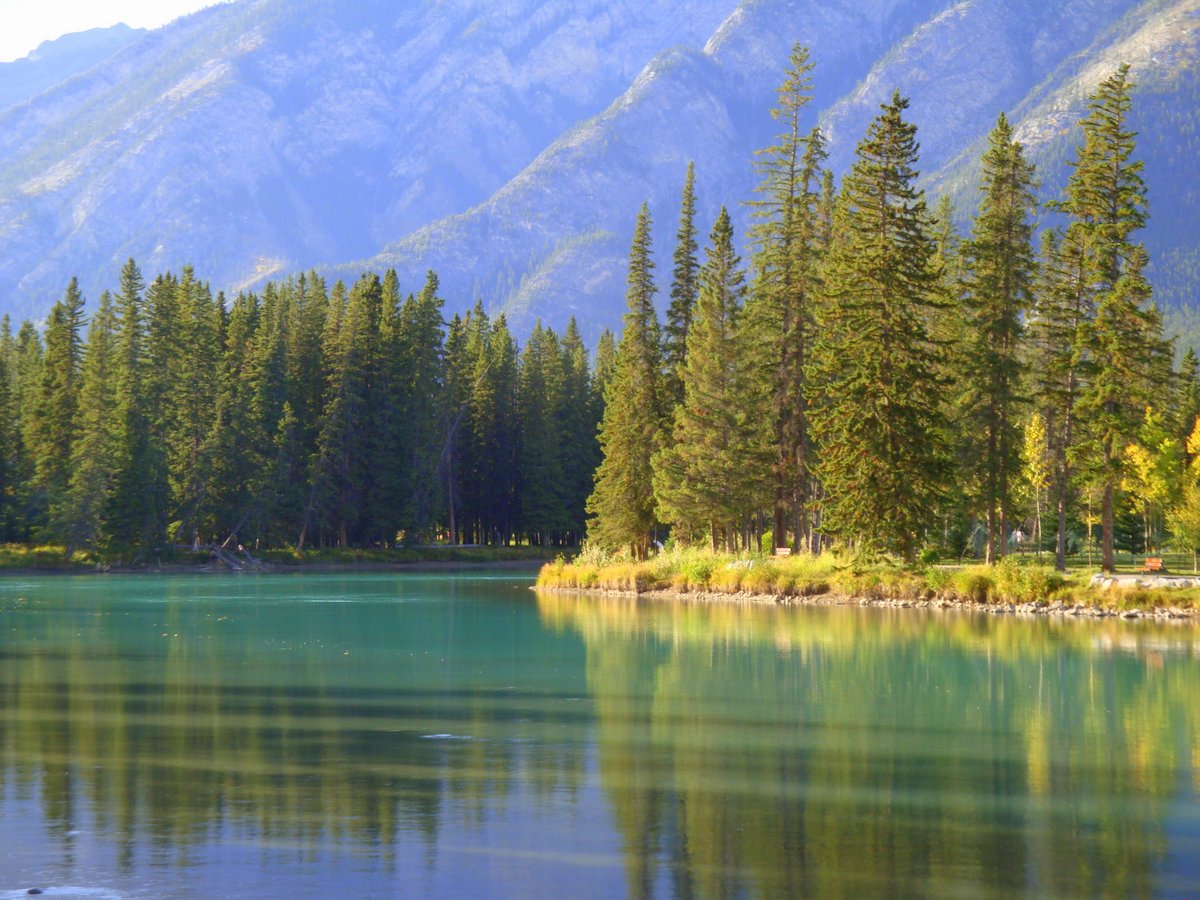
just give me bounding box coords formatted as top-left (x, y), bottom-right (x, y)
top-left (537, 546), bottom-right (1197, 611)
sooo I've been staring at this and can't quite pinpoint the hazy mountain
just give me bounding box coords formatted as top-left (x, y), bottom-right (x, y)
top-left (926, 0), bottom-right (1200, 312)
top-left (0, 0), bottom-right (734, 321)
top-left (353, 0), bottom-right (1191, 341)
top-left (0, 0), bottom-right (1196, 341)
top-left (0, 25), bottom-right (144, 114)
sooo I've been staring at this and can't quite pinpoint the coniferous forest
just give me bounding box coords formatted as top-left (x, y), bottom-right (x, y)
top-left (0, 47), bottom-right (1193, 571)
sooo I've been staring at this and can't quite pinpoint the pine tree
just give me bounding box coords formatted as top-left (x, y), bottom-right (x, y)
top-left (312, 274), bottom-right (382, 547)
top-left (663, 162), bottom-right (699, 408)
top-left (586, 204), bottom-right (664, 557)
top-left (398, 271), bottom-right (446, 540)
top-left (517, 322), bottom-right (564, 545)
top-left (105, 258), bottom-right (167, 557)
top-left (747, 43), bottom-right (826, 552)
top-left (960, 113), bottom-right (1038, 562)
top-left (807, 91), bottom-right (948, 561)
top-left (1178, 348), bottom-right (1200, 457)
top-left (558, 318), bottom-right (597, 545)
top-left (653, 208), bottom-right (773, 549)
top-left (201, 291), bottom-right (263, 546)
top-left (61, 292), bottom-right (120, 553)
top-left (1029, 228), bottom-right (1088, 570)
top-left (0, 321), bottom-right (14, 541)
top-left (29, 277), bottom-right (86, 537)
top-left (1057, 66), bottom-right (1159, 572)
top-left (11, 320), bottom-right (43, 539)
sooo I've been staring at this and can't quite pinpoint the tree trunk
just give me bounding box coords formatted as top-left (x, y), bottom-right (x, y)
top-left (1101, 482), bottom-right (1115, 573)
top-left (1055, 479), bottom-right (1068, 572)
top-left (774, 488), bottom-right (787, 552)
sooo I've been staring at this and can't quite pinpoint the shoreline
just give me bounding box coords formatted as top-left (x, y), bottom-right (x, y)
top-left (0, 558), bottom-right (548, 577)
top-left (534, 585), bottom-right (1200, 622)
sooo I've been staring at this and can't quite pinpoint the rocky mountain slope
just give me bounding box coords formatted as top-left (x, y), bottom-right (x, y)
top-left (0, 0), bottom-right (733, 321)
top-left (353, 0), bottom-right (1186, 340)
top-left (0, 0), bottom-right (1196, 341)
top-left (0, 25), bottom-right (144, 114)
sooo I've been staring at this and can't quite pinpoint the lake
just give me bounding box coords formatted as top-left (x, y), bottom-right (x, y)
top-left (1, 571), bottom-right (1198, 898)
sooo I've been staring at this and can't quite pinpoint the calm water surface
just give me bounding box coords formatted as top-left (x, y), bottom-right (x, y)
top-left (1, 571), bottom-right (1199, 898)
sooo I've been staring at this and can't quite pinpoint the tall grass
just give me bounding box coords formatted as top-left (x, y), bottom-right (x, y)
top-left (535, 549), bottom-right (1193, 609)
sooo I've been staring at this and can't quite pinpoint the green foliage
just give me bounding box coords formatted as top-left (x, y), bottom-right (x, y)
top-left (808, 91), bottom-right (949, 561)
top-left (747, 43), bottom-right (825, 552)
top-left (586, 204), bottom-right (665, 557)
top-left (958, 113), bottom-right (1038, 561)
top-left (653, 208), bottom-right (773, 547)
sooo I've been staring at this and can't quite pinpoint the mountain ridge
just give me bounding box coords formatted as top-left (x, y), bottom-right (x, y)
top-left (0, 0), bottom-right (1195, 341)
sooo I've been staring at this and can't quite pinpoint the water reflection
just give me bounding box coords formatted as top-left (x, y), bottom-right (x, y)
top-left (0, 576), bottom-right (592, 893)
top-left (538, 594), bottom-right (1200, 898)
top-left (2, 576), bottom-right (1199, 896)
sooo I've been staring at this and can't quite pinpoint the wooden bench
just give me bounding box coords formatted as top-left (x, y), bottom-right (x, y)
top-left (1142, 557), bottom-right (1165, 573)
top-left (773, 546), bottom-right (792, 558)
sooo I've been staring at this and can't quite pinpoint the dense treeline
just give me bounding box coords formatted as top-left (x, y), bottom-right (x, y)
top-left (589, 47), bottom-right (1195, 572)
top-left (3, 46), bottom-right (1196, 572)
top-left (0, 267), bottom-right (609, 558)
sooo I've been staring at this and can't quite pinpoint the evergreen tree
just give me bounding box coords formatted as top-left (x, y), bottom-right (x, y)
top-left (0, 318), bottom-right (23, 540)
top-left (808, 91), bottom-right (948, 561)
top-left (1057, 66), bottom-right (1159, 572)
top-left (517, 322), bottom-right (564, 544)
top-left (747, 43), bottom-right (823, 552)
top-left (960, 113), bottom-right (1038, 562)
top-left (312, 274), bottom-right (382, 547)
top-left (587, 204), bottom-right (664, 557)
top-left (653, 208), bottom-right (773, 549)
top-left (398, 271), bottom-right (446, 540)
top-left (106, 258), bottom-right (167, 557)
top-left (1029, 228), bottom-right (1089, 570)
top-left (1178, 348), bottom-right (1200, 458)
top-left (558, 318), bottom-right (598, 544)
top-left (11, 320), bottom-right (43, 538)
top-left (29, 277), bottom-right (86, 537)
top-left (63, 292), bottom-right (119, 553)
top-left (441, 312), bottom-right (470, 544)
top-left (663, 162), bottom-right (700, 408)
top-left (201, 291), bottom-right (263, 546)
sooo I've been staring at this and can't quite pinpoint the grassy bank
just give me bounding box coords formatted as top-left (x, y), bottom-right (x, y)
top-left (0, 543), bottom-right (558, 573)
top-left (537, 547), bottom-right (1200, 612)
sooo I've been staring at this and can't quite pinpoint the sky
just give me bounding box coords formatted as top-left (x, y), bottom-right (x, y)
top-left (0, 0), bottom-right (230, 62)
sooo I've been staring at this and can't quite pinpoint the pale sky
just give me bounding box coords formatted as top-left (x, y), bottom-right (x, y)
top-left (0, 0), bottom-right (231, 62)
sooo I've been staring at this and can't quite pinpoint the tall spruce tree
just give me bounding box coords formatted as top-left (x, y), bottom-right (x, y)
top-left (106, 258), bottom-right (167, 557)
top-left (558, 318), bottom-right (597, 544)
top-left (663, 162), bottom-right (700, 408)
top-left (1030, 228), bottom-right (1088, 569)
top-left (808, 91), bottom-right (948, 561)
top-left (960, 113), bottom-right (1038, 562)
top-left (399, 271), bottom-right (447, 540)
top-left (29, 277), bottom-right (86, 538)
top-left (1056, 66), bottom-right (1159, 572)
top-left (518, 322), bottom-right (564, 545)
top-left (653, 208), bottom-right (773, 549)
top-left (312, 274), bottom-right (381, 547)
top-left (63, 292), bottom-right (119, 553)
top-left (586, 204), bottom-right (664, 557)
top-left (747, 43), bottom-right (826, 552)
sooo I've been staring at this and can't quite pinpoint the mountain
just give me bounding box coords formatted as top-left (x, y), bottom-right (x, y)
top-left (352, 0), bottom-right (1191, 341)
top-left (0, 0), bottom-right (734, 323)
top-left (0, 25), bottom-right (144, 114)
top-left (925, 0), bottom-right (1200, 312)
top-left (0, 0), bottom-right (1196, 341)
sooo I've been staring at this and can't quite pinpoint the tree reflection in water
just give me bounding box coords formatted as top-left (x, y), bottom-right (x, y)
top-left (539, 593), bottom-right (1200, 898)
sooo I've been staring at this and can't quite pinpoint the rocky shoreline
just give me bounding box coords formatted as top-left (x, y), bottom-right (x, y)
top-left (535, 586), bottom-right (1200, 622)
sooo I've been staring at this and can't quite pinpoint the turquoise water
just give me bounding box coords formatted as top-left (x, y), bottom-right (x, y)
top-left (1, 572), bottom-right (1199, 897)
